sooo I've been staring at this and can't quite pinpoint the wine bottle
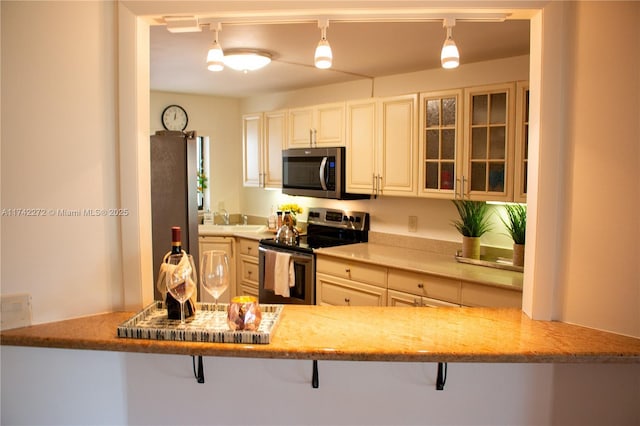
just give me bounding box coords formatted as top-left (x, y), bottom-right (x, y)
top-left (166, 226), bottom-right (196, 320)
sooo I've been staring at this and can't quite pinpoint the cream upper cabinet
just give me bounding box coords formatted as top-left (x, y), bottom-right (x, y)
top-left (514, 81), bottom-right (529, 203)
top-left (418, 89), bottom-right (463, 199)
top-left (378, 94), bottom-right (419, 196)
top-left (242, 113), bottom-right (262, 187)
top-left (287, 102), bottom-right (345, 148)
top-left (462, 83), bottom-right (516, 202)
top-left (345, 99), bottom-right (377, 194)
top-left (346, 94), bottom-right (418, 196)
top-left (242, 111), bottom-right (285, 188)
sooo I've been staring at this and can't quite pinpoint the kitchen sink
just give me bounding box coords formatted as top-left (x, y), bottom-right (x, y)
top-left (199, 224), bottom-right (267, 234)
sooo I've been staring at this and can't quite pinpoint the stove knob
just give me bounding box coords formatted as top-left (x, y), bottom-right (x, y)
top-left (342, 215), bottom-right (349, 222)
top-left (349, 216), bottom-right (355, 222)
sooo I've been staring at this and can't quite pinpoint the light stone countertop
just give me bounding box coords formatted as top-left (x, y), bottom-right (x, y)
top-left (1, 306), bottom-right (639, 363)
top-left (315, 243), bottom-right (523, 291)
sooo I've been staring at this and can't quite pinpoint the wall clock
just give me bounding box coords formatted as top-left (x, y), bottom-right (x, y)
top-left (161, 104), bottom-right (188, 131)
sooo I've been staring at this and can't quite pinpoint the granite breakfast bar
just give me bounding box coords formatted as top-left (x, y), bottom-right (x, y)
top-left (2, 305), bottom-right (639, 364)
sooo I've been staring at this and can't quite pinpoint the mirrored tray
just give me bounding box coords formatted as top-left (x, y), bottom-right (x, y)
top-left (117, 301), bottom-right (283, 344)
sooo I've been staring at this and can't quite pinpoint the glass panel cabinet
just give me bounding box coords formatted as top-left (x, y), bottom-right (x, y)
top-left (419, 82), bottom-right (528, 202)
top-left (514, 81), bottom-right (529, 202)
top-left (463, 83), bottom-right (515, 201)
top-left (418, 90), bottom-right (462, 198)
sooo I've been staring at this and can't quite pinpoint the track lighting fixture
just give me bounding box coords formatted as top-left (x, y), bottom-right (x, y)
top-left (206, 26), bottom-right (224, 72)
top-left (441, 18), bottom-right (460, 69)
top-left (314, 20), bottom-right (333, 69)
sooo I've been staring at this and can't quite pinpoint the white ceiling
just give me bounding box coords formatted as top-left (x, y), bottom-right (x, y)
top-left (150, 19), bottom-right (530, 98)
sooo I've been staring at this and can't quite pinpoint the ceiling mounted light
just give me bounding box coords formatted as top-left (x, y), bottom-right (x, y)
top-left (223, 49), bottom-right (272, 73)
top-left (441, 18), bottom-right (460, 69)
top-left (314, 20), bottom-right (332, 69)
top-left (206, 26), bottom-right (224, 72)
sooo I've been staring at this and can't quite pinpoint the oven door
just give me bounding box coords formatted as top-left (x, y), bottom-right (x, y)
top-left (258, 245), bottom-right (315, 305)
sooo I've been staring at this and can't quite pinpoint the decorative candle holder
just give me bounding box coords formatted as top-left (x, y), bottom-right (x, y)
top-left (227, 296), bottom-right (262, 331)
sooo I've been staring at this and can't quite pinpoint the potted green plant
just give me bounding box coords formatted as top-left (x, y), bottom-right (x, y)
top-left (451, 200), bottom-right (492, 259)
top-left (501, 203), bottom-right (527, 267)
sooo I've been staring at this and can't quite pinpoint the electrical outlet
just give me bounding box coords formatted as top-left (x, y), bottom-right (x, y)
top-left (408, 215), bottom-right (418, 232)
top-left (1, 293), bottom-right (32, 330)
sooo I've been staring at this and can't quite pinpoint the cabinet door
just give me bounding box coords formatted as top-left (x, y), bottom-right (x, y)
top-left (287, 107), bottom-right (314, 148)
top-left (198, 236), bottom-right (236, 303)
top-left (316, 273), bottom-right (387, 307)
top-left (263, 110), bottom-right (286, 188)
top-left (387, 268), bottom-right (461, 304)
top-left (378, 94), bottom-right (418, 196)
top-left (346, 99), bottom-right (377, 194)
top-left (388, 289), bottom-right (421, 307)
top-left (461, 281), bottom-right (522, 308)
top-left (463, 83), bottom-right (515, 201)
top-left (236, 238), bottom-right (259, 297)
top-left (315, 102), bottom-right (345, 146)
top-left (316, 256), bottom-right (387, 287)
top-left (514, 81), bottom-right (529, 203)
top-left (418, 90), bottom-right (463, 199)
top-left (388, 289), bottom-right (460, 307)
top-left (242, 113), bottom-right (263, 187)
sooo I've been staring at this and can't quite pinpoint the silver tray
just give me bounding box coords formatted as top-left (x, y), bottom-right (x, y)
top-left (455, 253), bottom-right (524, 273)
top-left (117, 301), bottom-right (283, 344)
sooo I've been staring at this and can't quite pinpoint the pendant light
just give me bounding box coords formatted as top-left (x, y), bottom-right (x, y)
top-left (441, 18), bottom-right (460, 69)
top-left (314, 20), bottom-right (332, 69)
top-left (206, 25), bottom-right (224, 72)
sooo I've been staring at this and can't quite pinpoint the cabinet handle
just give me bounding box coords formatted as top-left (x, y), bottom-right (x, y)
top-left (417, 283), bottom-right (424, 289)
top-left (344, 297), bottom-right (351, 305)
top-left (461, 176), bottom-right (467, 199)
top-left (372, 173), bottom-right (377, 196)
top-left (247, 247), bottom-right (252, 253)
top-left (378, 174), bottom-right (383, 195)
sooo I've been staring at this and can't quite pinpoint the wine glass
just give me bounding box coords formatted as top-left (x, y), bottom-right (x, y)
top-left (200, 250), bottom-right (230, 325)
top-left (165, 254), bottom-right (197, 327)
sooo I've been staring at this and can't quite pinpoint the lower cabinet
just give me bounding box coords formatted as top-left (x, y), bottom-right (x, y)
top-left (461, 281), bottom-right (522, 308)
top-left (387, 268), bottom-right (461, 305)
top-left (316, 273), bottom-right (387, 306)
top-left (387, 289), bottom-right (460, 307)
top-left (198, 235), bottom-right (236, 303)
top-left (316, 254), bottom-right (521, 308)
top-left (236, 238), bottom-right (260, 298)
top-left (316, 256), bottom-right (387, 306)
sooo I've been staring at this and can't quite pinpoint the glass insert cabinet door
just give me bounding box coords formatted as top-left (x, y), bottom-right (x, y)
top-left (463, 83), bottom-right (516, 201)
top-left (514, 81), bottom-right (529, 203)
top-left (418, 89), bottom-right (463, 198)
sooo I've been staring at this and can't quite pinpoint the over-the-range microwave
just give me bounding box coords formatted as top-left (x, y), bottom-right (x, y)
top-left (282, 147), bottom-right (369, 200)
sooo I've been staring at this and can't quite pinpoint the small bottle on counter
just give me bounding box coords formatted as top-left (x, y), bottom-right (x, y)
top-left (276, 210), bottom-right (283, 229)
top-left (268, 206), bottom-right (276, 230)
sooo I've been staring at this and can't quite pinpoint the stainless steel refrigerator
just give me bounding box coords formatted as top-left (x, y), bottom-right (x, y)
top-left (150, 130), bottom-right (199, 300)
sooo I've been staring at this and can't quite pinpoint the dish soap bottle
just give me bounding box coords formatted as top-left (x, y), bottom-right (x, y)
top-left (268, 205), bottom-right (276, 230)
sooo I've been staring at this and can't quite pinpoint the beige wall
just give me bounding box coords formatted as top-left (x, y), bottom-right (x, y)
top-left (555, 1), bottom-right (640, 335)
top-left (1, 1), bottom-right (122, 322)
top-left (150, 91), bottom-right (242, 213)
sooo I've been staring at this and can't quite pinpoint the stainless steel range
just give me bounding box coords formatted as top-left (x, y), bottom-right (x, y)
top-left (258, 207), bottom-right (369, 305)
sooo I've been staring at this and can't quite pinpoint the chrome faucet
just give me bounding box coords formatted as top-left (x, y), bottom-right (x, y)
top-left (242, 214), bottom-right (249, 225)
top-left (219, 209), bottom-right (229, 225)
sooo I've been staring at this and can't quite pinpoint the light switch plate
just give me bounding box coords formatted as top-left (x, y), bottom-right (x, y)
top-left (1, 293), bottom-right (32, 330)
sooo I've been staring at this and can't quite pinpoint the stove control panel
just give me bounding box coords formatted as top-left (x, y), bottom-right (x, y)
top-left (307, 208), bottom-right (369, 231)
